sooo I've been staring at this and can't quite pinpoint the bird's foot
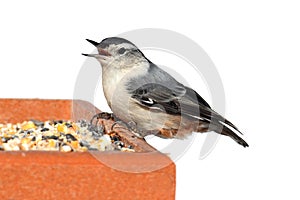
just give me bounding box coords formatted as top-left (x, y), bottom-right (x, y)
top-left (110, 120), bottom-right (136, 131)
top-left (111, 120), bottom-right (143, 138)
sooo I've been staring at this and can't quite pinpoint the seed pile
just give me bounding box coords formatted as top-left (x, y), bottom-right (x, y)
top-left (0, 119), bottom-right (134, 152)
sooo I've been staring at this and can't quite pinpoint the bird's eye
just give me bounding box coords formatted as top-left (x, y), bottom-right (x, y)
top-left (118, 47), bottom-right (126, 54)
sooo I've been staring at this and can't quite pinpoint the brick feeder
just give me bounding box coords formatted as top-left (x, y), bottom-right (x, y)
top-left (0, 99), bottom-right (176, 200)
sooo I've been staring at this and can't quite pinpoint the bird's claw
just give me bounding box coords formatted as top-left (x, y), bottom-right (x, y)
top-left (111, 120), bottom-right (129, 130)
top-left (110, 120), bottom-right (143, 138)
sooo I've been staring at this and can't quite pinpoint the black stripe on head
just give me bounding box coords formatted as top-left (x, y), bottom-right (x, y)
top-left (99, 37), bottom-right (137, 48)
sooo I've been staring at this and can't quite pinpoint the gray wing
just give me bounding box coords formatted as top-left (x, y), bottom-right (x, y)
top-left (130, 82), bottom-right (239, 131)
top-left (127, 63), bottom-right (231, 126)
top-left (126, 63), bottom-right (211, 108)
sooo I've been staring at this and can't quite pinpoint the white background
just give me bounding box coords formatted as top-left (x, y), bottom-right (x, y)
top-left (1, 1), bottom-right (299, 199)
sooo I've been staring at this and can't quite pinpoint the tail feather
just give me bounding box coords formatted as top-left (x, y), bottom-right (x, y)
top-left (219, 124), bottom-right (249, 147)
top-left (180, 100), bottom-right (248, 147)
top-left (207, 122), bottom-right (249, 147)
top-left (198, 107), bottom-right (248, 147)
top-left (201, 108), bottom-right (243, 135)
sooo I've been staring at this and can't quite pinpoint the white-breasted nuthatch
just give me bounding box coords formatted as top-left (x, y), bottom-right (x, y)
top-left (83, 37), bottom-right (248, 147)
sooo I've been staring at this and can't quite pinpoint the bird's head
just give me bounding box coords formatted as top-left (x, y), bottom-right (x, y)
top-left (83, 37), bottom-right (149, 68)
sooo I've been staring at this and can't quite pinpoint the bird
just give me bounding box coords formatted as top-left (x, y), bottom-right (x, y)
top-left (82, 37), bottom-right (249, 147)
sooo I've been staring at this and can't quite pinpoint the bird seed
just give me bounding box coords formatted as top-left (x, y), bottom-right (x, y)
top-left (0, 119), bottom-right (134, 152)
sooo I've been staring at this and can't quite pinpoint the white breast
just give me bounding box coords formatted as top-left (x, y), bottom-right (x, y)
top-left (101, 63), bottom-right (149, 109)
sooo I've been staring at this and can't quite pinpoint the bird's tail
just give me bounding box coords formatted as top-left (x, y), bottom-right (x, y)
top-left (207, 122), bottom-right (249, 147)
top-left (195, 109), bottom-right (249, 147)
top-left (181, 101), bottom-right (249, 147)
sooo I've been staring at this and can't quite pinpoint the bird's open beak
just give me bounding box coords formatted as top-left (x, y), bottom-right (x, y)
top-left (86, 39), bottom-right (99, 46)
top-left (82, 39), bottom-right (111, 59)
